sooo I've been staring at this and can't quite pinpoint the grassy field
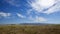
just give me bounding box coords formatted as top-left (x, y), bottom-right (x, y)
top-left (0, 25), bottom-right (60, 34)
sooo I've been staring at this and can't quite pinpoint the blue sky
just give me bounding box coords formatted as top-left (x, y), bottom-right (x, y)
top-left (0, 0), bottom-right (60, 24)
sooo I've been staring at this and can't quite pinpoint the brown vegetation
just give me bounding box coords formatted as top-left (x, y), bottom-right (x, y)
top-left (0, 25), bottom-right (60, 34)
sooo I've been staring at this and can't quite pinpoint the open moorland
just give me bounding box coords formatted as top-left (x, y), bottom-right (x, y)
top-left (0, 24), bottom-right (60, 34)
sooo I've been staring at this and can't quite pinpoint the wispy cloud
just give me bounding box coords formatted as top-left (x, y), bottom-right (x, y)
top-left (0, 12), bottom-right (11, 18)
top-left (28, 16), bottom-right (47, 23)
top-left (35, 16), bottom-right (47, 22)
top-left (17, 13), bottom-right (26, 18)
top-left (27, 0), bottom-right (60, 14)
top-left (27, 9), bottom-right (33, 15)
top-left (43, 1), bottom-right (60, 14)
top-left (5, 0), bottom-right (21, 7)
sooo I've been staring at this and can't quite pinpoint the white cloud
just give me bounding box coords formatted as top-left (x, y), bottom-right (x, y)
top-left (27, 9), bottom-right (33, 15)
top-left (17, 13), bottom-right (25, 18)
top-left (29, 16), bottom-right (47, 22)
top-left (39, 0), bottom-right (55, 7)
top-left (5, 0), bottom-right (20, 7)
top-left (35, 16), bottom-right (47, 22)
top-left (0, 12), bottom-right (11, 18)
top-left (43, 1), bottom-right (60, 14)
top-left (27, 0), bottom-right (60, 14)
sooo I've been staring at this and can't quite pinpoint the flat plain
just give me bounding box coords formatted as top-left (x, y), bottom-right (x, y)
top-left (0, 24), bottom-right (60, 34)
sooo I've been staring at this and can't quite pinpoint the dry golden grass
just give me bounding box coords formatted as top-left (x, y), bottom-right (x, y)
top-left (0, 25), bottom-right (60, 34)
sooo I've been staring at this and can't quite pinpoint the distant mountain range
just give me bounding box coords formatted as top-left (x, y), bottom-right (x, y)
top-left (20, 23), bottom-right (48, 25)
top-left (0, 23), bottom-right (49, 25)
